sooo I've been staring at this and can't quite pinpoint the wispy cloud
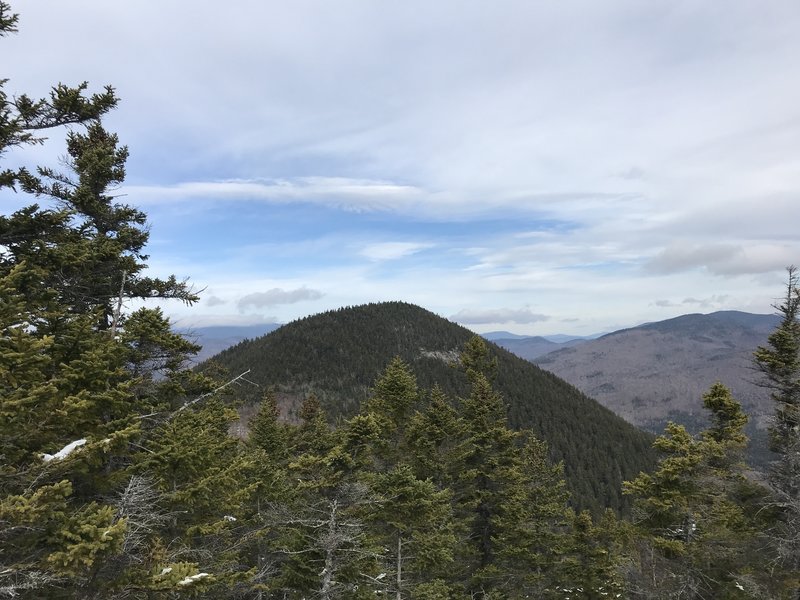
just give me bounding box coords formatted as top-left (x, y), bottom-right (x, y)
top-left (682, 295), bottom-right (729, 308)
top-left (205, 295), bottom-right (226, 307)
top-left (451, 308), bottom-right (550, 325)
top-left (126, 178), bottom-right (425, 213)
top-left (359, 242), bottom-right (434, 261)
top-left (238, 287), bottom-right (324, 311)
top-left (653, 299), bottom-right (680, 308)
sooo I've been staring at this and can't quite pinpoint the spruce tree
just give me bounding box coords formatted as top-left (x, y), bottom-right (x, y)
top-left (366, 464), bottom-right (456, 599)
top-left (454, 337), bottom-right (571, 597)
top-left (754, 266), bottom-right (800, 596)
top-left (248, 388), bottom-right (289, 462)
top-left (0, 4), bottom-right (234, 594)
top-left (406, 385), bottom-right (468, 489)
top-left (363, 357), bottom-right (420, 470)
top-left (0, 2), bottom-right (116, 191)
top-left (623, 383), bottom-right (764, 598)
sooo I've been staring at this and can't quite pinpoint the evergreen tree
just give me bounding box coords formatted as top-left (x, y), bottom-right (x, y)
top-left (0, 2), bottom-right (116, 191)
top-left (362, 357), bottom-right (420, 469)
top-left (406, 385), bottom-right (468, 489)
top-left (497, 435), bottom-right (571, 597)
top-left (755, 267), bottom-right (800, 455)
top-left (0, 5), bottom-right (231, 595)
top-left (454, 337), bottom-right (571, 597)
top-left (6, 121), bottom-right (197, 329)
top-left (366, 464), bottom-right (456, 599)
top-left (623, 383), bottom-right (764, 598)
top-left (288, 393), bottom-right (335, 457)
top-left (557, 509), bottom-right (626, 600)
top-left (754, 266), bottom-right (800, 596)
top-left (248, 388), bottom-right (289, 462)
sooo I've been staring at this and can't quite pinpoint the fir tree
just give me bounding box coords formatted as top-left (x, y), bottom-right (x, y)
top-left (406, 385), bottom-right (468, 489)
top-left (362, 357), bottom-right (420, 469)
top-left (454, 337), bottom-right (571, 597)
top-left (623, 383), bottom-right (765, 598)
top-left (248, 388), bottom-right (289, 462)
top-left (366, 465), bottom-right (456, 599)
top-left (0, 5), bottom-right (229, 594)
top-left (754, 266), bottom-right (800, 597)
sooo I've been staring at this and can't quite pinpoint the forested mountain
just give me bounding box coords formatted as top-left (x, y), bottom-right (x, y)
top-left (534, 310), bottom-right (779, 464)
top-left (203, 301), bottom-right (656, 513)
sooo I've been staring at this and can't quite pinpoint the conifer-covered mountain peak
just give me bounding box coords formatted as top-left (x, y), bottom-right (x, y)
top-left (203, 300), bottom-right (656, 513)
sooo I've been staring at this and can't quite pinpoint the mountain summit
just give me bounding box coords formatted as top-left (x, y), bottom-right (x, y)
top-left (204, 301), bottom-right (655, 512)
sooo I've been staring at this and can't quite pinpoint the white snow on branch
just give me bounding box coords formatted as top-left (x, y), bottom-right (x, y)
top-left (177, 572), bottom-right (210, 586)
top-left (223, 515), bottom-right (237, 522)
top-left (41, 439), bottom-right (87, 462)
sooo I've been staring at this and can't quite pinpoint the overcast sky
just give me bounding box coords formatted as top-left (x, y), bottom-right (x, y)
top-left (4, 1), bottom-right (800, 335)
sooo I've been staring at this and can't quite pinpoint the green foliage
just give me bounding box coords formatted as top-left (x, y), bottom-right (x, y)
top-left (556, 509), bottom-right (626, 599)
top-left (366, 465), bottom-right (456, 597)
top-left (453, 361), bottom-right (572, 597)
top-left (623, 383), bottom-right (769, 598)
top-left (248, 388), bottom-right (289, 461)
top-left (0, 6), bottom-right (242, 594)
top-left (206, 302), bottom-right (657, 513)
top-left (460, 334), bottom-right (498, 383)
top-left (753, 266), bottom-right (800, 597)
top-left (407, 385), bottom-right (469, 488)
top-left (754, 266), bottom-right (800, 454)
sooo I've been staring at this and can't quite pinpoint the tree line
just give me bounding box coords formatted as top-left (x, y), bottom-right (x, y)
top-left (2, 2), bottom-right (800, 597)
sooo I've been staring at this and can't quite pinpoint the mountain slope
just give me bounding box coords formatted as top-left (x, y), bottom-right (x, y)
top-left (535, 310), bottom-right (778, 465)
top-left (204, 301), bottom-right (655, 513)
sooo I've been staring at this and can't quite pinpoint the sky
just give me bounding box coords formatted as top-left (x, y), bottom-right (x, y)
top-left (3, 1), bottom-right (800, 335)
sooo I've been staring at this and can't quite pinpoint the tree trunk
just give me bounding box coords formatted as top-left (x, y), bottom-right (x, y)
top-left (396, 535), bottom-right (402, 600)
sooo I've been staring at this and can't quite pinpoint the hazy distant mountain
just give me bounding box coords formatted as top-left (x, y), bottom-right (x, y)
top-left (535, 310), bottom-right (779, 465)
top-left (180, 323), bottom-right (280, 363)
top-left (202, 301), bottom-right (655, 513)
top-left (491, 336), bottom-right (587, 361)
top-left (482, 331), bottom-right (533, 341)
top-left (544, 333), bottom-right (602, 343)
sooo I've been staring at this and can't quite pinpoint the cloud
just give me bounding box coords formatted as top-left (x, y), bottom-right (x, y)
top-left (618, 166), bottom-right (645, 180)
top-left (647, 243), bottom-right (795, 276)
top-left (652, 295), bottom-right (729, 309)
top-left (7, 1), bottom-right (799, 336)
top-left (205, 295), bottom-right (226, 307)
top-left (238, 287), bottom-right (324, 311)
top-left (125, 178), bottom-right (425, 213)
top-left (682, 295), bottom-right (729, 308)
top-left (450, 308), bottom-right (550, 325)
top-left (653, 299), bottom-right (679, 308)
top-left (359, 242), bottom-right (433, 261)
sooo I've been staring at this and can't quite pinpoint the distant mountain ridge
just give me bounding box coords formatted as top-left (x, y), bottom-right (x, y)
top-left (179, 323), bottom-right (280, 363)
top-left (533, 310), bottom-right (779, 465)
top-left (201, 301), bottom-right (656, 513)
top-left (487, 335), bottom-right (587, 361)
